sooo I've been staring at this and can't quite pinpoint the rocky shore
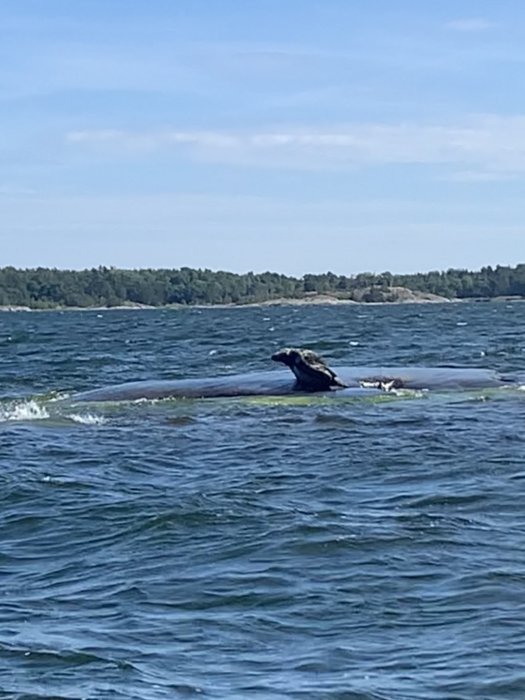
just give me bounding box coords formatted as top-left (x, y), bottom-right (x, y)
top-left (0, 287), bottom-right (452, 311)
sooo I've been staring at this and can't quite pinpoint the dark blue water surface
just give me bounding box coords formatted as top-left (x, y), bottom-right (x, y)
top-left (1, 302), bottom-right (525, 700)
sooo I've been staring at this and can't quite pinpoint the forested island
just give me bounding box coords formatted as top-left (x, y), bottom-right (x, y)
top-left (1, 264), bottom-right (524, 309)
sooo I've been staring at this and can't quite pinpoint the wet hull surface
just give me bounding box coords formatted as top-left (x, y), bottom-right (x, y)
top-left (72, 365), bottom-right (517, 402)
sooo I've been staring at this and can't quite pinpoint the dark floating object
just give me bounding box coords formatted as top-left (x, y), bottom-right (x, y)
top-left (72, 369), bottom-right (358, 403)
top-left (271, 347), bottom-right (347, 391)
top-left (72, 349), bottom-right (519, 403)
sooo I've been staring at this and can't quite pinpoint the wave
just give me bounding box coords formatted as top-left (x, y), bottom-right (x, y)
top-left (0, 398), bottom-right (106, 426)
top-left (68, 413), bottom-right (107, 425)
top-left (0, 399), bottom-right (50, 422)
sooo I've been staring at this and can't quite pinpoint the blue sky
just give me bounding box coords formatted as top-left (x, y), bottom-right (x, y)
top-left (2, 0), bottom-right (525, 275)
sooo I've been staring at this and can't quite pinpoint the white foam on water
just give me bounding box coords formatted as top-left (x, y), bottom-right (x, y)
top-left (69, 413), bottom-right (107, 425)
top-left (0, 399), bottom-right (106, 425)
top-left (0, 400), bottom-right (50, 423)
top-left (48, 392), bottom-right (71, 402)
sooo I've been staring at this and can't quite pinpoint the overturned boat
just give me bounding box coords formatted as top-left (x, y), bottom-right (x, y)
top-left (72, 364), bottom-right (517, 403)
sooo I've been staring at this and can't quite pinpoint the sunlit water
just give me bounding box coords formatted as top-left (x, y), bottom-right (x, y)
top-left (1, 303), bottom-right (525, 699)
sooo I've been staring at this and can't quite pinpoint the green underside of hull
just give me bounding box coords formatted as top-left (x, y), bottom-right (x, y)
top-left (72, 365), bottom-right (520, 403)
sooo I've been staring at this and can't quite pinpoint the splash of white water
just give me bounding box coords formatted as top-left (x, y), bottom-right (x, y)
top-left (69, 413), bottom-right (107, 425)
top-left (0, 400), bottom-right (50, 422)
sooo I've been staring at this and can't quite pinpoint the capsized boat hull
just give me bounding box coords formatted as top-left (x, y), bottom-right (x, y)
top-left (72, 365), bottom-right (517, 402)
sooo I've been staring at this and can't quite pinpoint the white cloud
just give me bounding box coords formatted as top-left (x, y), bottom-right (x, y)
top-left (446, 18), bottom-right (496, 32)
top-left (66, 115), bottom-right (525, 178)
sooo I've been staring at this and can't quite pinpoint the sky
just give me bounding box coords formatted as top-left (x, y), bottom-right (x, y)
top-left (2, 0), bottom-right (525, 276)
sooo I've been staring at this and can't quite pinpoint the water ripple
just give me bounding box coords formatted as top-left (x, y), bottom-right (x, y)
top-left (1, 305), bottom-right (525, 698)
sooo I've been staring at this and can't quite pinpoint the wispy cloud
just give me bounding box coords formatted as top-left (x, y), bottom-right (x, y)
top-left (446, 17), bottom-right (496, 32)
top-left (0, 184), bottom-right (38, 196)
top-left (66, 115), bottom-right (525, 179)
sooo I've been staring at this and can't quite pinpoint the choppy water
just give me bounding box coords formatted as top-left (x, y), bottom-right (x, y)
top-left (2, 302), bottom-right (525, 700)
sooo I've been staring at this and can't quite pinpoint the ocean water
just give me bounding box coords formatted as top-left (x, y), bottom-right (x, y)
top-left (1, 302), bottom-right (525, 700)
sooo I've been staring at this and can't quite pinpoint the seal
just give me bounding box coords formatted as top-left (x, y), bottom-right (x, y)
top-left (271, 347), bottom-right (347, 391)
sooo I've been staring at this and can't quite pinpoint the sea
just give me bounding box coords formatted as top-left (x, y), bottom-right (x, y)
top-left (1, 302), bottom-right (525, 700)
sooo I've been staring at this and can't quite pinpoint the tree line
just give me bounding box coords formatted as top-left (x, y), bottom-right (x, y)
top-left (0, 264), bottom-right (524, 308)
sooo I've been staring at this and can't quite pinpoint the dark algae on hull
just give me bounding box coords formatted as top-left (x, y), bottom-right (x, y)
top-left (1, 302), bottom-right (525, 699)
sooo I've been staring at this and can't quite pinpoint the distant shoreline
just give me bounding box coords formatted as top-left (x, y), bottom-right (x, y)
top-left (1, 293), bottom-right (524, 312)
top-left (2, 264), bottom-right (524, 309)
